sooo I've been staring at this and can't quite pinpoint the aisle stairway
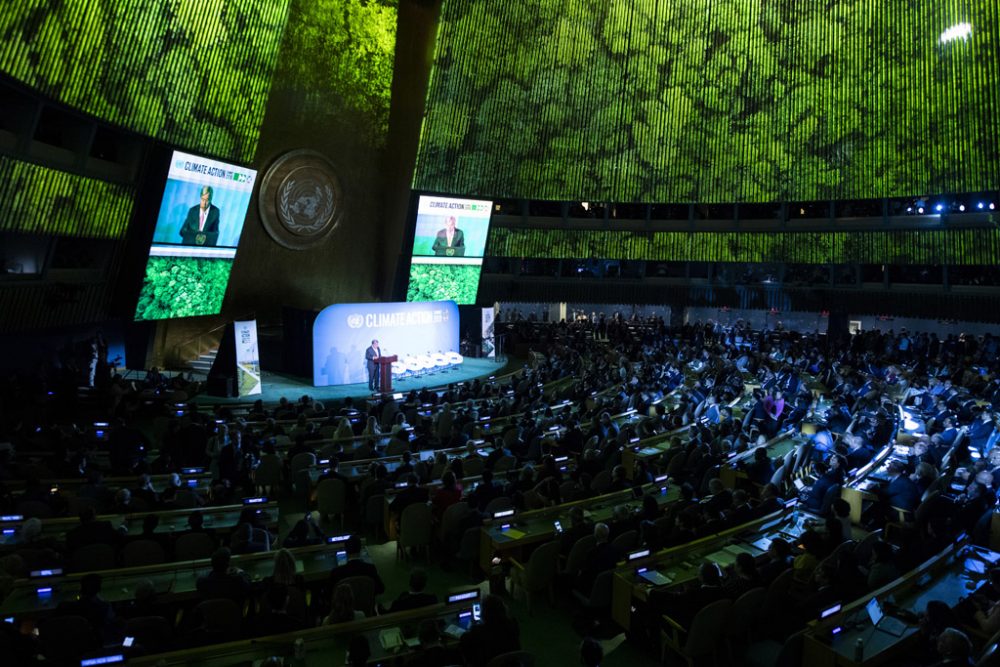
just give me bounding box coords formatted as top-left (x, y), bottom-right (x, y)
top-left (187, 348), bottom-right (218, 378)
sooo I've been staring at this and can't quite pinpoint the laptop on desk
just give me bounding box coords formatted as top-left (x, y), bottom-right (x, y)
top-left (866, 597), bottom-right (908, 637)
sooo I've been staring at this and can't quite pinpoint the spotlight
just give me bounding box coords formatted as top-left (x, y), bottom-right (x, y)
top-left (906, 207), bottom-right (913, 213)
top-left (991, 203), bottom-right (997, 210)
top-left (978, 202), bottom-right (985, 210)
top-left (959, 204), bottom-right (966, 212)
top-left (935, 204), bottom-right (944, 212)
top-left (917, 207), bottom-right (925, 214)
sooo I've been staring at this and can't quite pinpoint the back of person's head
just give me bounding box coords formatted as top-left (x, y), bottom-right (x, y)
top-left (831, 498), bottom-right (850, 519)
top-left (79, 507), bottom-right (96, 524)
top-left (347, 634), bottom-right (371, 667)
top-left (480, 593), bottom-right (508, 625)
top-left (642, 494), bottom-right (658, 515)
top-left (735, 552), bottom-right (758, 577)
top-left (143, 513), bottom-right (160, 534)
top-left (211, 547), bottom-right (231, 573)
top-left (580, 637), bottom-right (603, 667)
top-left (769, 537), bottom-right (792, 559)
top-left (409, 568), bottom-right (428, 593)
top-left (936, 627), bottom-right (972, 659)
top-left (417, 618), bottom-right (440, 647)
top-left (134, 578), bottom-right (155, 603)
top-left (753, 447), bottom-right (768, 462)
top-left (21, 517), bottom-right (42, 542)
top-left (708, 478), bottom-right (724, 495)
top-left (80, 573), bottom-right (102, 599)
top-left (594, 522), bottom-right (610, 544)
top-left (732, 489), bottom-right (748, 506)
top-left (699, 562), bottom-right (722, 586)
top-left (569, 506), bottom-right (586, 527)
top-left (116, 488), bottom-right (131, 505)
top-left (332, 583), bottom-right (355, 619)
top-left (680, 482), bottom-right (695, 501)
top-left (272, 548), bottom-right (298, 585)
top-left (442, 470), bottom-right (457, 489)
top-left (266, 583), bottom-right (289, 612)
top-left (187, 510), bottom-right (205, 530)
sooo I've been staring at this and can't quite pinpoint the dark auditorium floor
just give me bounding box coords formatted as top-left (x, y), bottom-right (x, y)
top-left (276, 497), bottom-right (658, 666)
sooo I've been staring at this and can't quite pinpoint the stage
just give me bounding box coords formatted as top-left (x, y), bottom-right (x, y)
top-left (193, 357), bottom-right (514, 406)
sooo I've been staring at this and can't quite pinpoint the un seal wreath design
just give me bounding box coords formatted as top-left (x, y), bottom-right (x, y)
top-left (259, 150), bottom-right (343, 250)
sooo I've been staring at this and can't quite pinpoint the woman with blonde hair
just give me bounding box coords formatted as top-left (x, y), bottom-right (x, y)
top-left (269, 548), bottom-right (299, 586)
top-left (324, 583), bottom-right (364, 624)
top-left (334, 417), bottom-right (354, 441)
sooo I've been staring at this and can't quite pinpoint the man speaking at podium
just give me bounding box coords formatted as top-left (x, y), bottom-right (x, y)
top-left (432, 216), bottom-right (465, 257)
top-left (365, 339), bottom-right (381, 392)
top-left (179, 185), bottom-right (221, 246)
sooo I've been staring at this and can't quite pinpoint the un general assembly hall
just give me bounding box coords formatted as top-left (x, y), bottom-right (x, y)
top-left (2, 1), bottom-right (1000, 666)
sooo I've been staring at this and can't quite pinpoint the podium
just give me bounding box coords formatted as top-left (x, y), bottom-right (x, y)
top-left (375, 355), bottom-right (397, 393)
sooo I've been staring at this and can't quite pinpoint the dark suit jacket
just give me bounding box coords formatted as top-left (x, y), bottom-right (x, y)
top-left (365, 345), bottom-right (381, 374)
top-left (329, 558), bottom-right (385, 595)
top-left (179, 204), bottom-right (221, 246)
top-left (389, 591), bottom-right (438, 613)
top-left (432, 228), bottom-right (465, 256)
top-left (885, 474), bottom-right (921, 511)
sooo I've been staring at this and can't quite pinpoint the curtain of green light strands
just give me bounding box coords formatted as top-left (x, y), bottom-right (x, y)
top-left (0, 157), bottom-right (135, 239)
top-left (486, 227), bottom-right (1000, 265)
top-left (0, 0), bottom-right (292, 164)
top-left (414, 0), bottom-right (1000, 204)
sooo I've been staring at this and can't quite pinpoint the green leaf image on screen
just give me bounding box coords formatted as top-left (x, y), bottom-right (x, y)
top-left (134, 256), bottom-right (234, 321)
top-left (406, 263), bottom-right (481, 304)
top-left (414, 0), bottom-right (1000, 203)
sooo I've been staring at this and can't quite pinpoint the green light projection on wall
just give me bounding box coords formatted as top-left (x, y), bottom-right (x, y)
top-left (0, 157), bottom-right (135, 239)
top-left (414, 0), bottom-right (1000, 203)
top-left (0, 1), bottom-right (292, 163)
top-left (487, 226), bottom-right (1000, 265)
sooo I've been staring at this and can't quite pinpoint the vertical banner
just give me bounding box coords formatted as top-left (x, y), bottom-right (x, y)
top-left (481, 307), bottom-right (496, 358)
top-left (234, 320), bottom-right (262, 396)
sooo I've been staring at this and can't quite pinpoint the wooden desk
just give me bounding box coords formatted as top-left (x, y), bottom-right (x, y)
top-left (719, 429), bottom-right (802, 488)
top-left (802, 539), bottom-right (993, 666)
top-left (478, 483), bottom-right (680, 573)
top-left (0, 539), bottom-right (346, 620)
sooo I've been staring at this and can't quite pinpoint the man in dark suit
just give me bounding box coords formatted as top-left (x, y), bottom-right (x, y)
top-left (432, 216), bottom-right (465, 256)
top-left (66, 507), bottom-right (125, 553)
top-left (365, 339), bottom-right (381, 392)
top-left (388, 569), bottom-right (437, 612)
top-left (883, 460), bottom-right (921, 512)
top-left (196, 547), bottom-right (251, 604)
top-left (328, 553), bottom-right (385, 595)
top-left (179, 186), bottom-right (221, 246)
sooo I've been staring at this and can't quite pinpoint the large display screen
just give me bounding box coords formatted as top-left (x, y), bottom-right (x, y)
top-left (133, 152), bottom-right (256, 321)
top-left (406, 195), bottom-right (493, 304)
top-left (413, 0), bottom-right (1000, 203)
top-left (313, 301), bottom-right (460, 387)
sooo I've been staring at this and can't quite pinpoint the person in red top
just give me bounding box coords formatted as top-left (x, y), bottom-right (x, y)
top-left (431, 470), bottom-right (463, 519)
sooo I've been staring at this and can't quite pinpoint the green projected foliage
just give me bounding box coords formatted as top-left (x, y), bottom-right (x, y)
top-left (0, 157), bottom-right (135, 239)
top-left (277, 0), bottom-right (399, 147)
top-left (134, 256), bottom-right (234, 321)
top-left (0, 1), bottom-right (291, 163)
top-left (415, 0), bottom-right (1000, 203)
top-left (406, 263), bottom-right (482, 304)
top-left (487, 227), bottom-right (1000, 266)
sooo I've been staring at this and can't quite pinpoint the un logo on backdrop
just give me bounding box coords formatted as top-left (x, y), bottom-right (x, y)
top-left (259, 150), bottom-right (343, 250)
top-left (347, 314), bottom-right (364, 329)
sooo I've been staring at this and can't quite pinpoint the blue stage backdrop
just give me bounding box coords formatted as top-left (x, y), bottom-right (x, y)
top-left (313, 301), bottom-right (460, 387)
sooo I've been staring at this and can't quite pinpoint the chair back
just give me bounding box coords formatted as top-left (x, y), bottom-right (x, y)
top-left (254, 454), bottom-right (282, 486)
top-left (464, 457), bottom-right (485, 477)
top-left (563, 535), bottom-right (596, 577)
top-left (316, 478), bottom-right (347, 518)
top-left (725, 587), bottom-right (766, 642)
top-left (458, 526), bottom-right (481, 562)
top-left (123, 539), bottom-right (167, 567)
top-left (485, 650), bottom-right (536, 667)
top-left (174, 489), bottom-right (199, 509)
top-left (40, 615), bottom-right (98, 662)
top-left (125, 615), bottom-right (173, 653)
top-left (494, 456), bottom-right (516, 473)
top-left (524, 541), bottom-right (560, 591)
top-left (71, 543), bottom-right (116, 572)
top-left (666, 452), bottom-right (687, 478)
top-left (195, 598), bottom-right (242, 636)
top-left (175, 532), bottom-right (215, 560)
top-left (293, 469), bottom-right (313, 500)
top-left (365, 494), bottom-right (385, 531)
top-left (853, 528), bottom-right (883, 564)
top-left (584, 569), bottom-right (614, 608)
top-left (290, 452), bottom-right (316, 474)
top-left (341, 575), bottom-right (376, 617)
top-left (399, 503), bottom-right (433, 549)
top-left (439, 501), bottom-right (471, 541)
top-left (590, 470), bottom-right (612, 495)
top-left (761, 568), bottom-right (794, 619)
top-left (684, 598), bottom-right (732, 657)
top-left (769, 464), bottom-right (787, 489)
top-left (819, 484), bottom-right (842, 516)
top-left (610, 529), bottom-right (638, 554)
top-left (385, 439), bottom-right (409, 456)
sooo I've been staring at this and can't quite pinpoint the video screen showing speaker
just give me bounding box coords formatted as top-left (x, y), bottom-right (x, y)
top-left (134, 151), bottom-right (257, 321)
top-left (406, 195), bottom-right (493, 305)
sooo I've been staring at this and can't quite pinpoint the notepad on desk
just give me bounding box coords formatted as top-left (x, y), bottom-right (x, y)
top-left (379, 627), bottom-right (405, 651)
top-left (502, 529), bottom-right (526, 540)
top-left (443, 624), bottom-right (467, 639)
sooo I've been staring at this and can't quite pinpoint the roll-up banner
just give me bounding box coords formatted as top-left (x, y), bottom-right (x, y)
top-left (234, 319), bottom-right (262, 396)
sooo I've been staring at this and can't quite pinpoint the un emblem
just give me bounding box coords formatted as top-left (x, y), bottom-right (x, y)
top-left (259, 150), bottom-right (343, 250)
top-left (347, 314), bottom-right (364, 329)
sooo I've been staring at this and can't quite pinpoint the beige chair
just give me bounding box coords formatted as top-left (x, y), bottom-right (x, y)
top-left (254, 453), bottom-right (282, 495)
top-left (122, 539), bottom-right (167, 567)
top-left (316, 478), bottom-right (347, 528)
top-left (175, 532), bottom-right (215, 560)
top-left (610, 529), bottom-right (638, 554)
top-left (341, 575), bottom-right (376, 617)
top-left (853, 529), bottom-right (883, 564)
top-left (71, 543), bottom-right (116, 572)
top-left (510, 541), bottom-right (560, 614)
top-left (725, 587), bottom-right (766, 658)
top-left (661, 598), bottom-right (732, 667)
top-left (561, 535), bottom-right (596, 580)
top-left (397, 502), bottom-right (433, 561)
